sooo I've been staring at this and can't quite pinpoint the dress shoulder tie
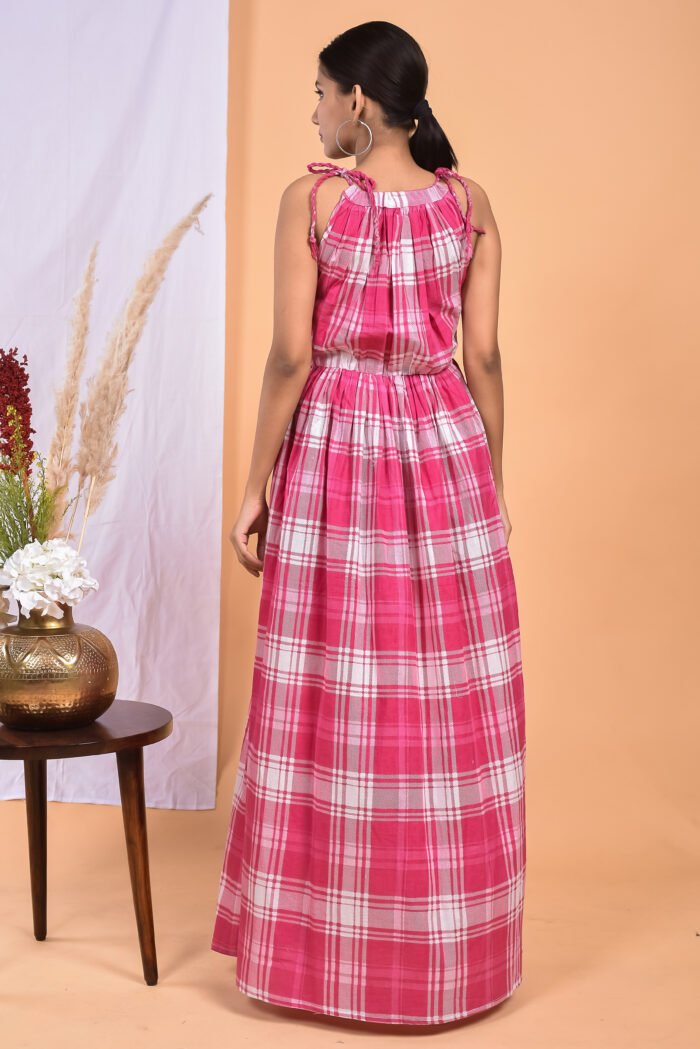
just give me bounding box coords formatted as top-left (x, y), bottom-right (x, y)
top-left (434, 167), bottom-right (486, 264)
top-left (307, 161), bottom-right (380, 273)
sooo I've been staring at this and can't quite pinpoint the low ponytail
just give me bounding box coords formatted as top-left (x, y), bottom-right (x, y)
top-left (407, 97), bottom-right (458, 173)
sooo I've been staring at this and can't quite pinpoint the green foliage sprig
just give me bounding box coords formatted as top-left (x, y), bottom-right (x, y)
top-left (0, 405), bottom-right (59, 562)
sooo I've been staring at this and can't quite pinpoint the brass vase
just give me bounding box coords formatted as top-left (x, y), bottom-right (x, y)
top-left (0, 591), bottom-right (118, 731)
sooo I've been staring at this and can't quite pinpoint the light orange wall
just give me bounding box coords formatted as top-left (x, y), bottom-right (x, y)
top-left (220, 0), bottom-right (700, 879)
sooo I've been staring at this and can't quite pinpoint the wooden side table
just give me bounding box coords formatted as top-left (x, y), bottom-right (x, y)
top-left (0, 699), bottom-right (173, 985)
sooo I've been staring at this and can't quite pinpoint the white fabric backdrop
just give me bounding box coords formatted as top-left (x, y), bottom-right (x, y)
top-left (0, 0), bottom-right (228, 808)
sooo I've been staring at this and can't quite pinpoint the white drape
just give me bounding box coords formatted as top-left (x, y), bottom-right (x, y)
top-left (0, 0), bottom-right (228, 808)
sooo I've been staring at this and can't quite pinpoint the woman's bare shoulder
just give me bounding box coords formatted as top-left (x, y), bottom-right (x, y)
top-left (277, 170), bottom-right (348, 245)
top-left (280, 169), bottom-right (347, 205)
top-left (448, 174), bottom-right (492, 229)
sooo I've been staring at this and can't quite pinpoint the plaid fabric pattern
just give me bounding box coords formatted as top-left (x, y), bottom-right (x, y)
top-left (211, 162), bottom-right (526, 1025)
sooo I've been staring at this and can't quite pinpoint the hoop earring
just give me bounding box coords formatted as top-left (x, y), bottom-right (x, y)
top-left (335, 118), bottom-right (373, 157)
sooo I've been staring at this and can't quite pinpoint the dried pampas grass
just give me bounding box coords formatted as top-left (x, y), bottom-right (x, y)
top-left (45, 242), bottom-right (98, 539)
top-left (47, 193), bottom-right (212, 553)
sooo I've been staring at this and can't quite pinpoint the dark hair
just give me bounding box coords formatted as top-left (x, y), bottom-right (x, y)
top-left (318, 21), bottom-right (459, 173)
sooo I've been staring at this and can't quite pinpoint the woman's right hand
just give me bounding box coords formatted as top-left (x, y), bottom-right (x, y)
top-left (495, 487), bottom-right (512, 546)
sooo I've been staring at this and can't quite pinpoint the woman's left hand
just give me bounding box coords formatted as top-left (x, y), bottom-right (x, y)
top-left (229, 491), bottom-right (269, 576)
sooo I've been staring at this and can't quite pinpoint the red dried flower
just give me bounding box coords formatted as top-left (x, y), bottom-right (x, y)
top-left (0, 346), bottom-right (36, 473)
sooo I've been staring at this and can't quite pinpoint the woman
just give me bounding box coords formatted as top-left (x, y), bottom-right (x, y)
top-left (211, 20), bottom-right (526, 1026)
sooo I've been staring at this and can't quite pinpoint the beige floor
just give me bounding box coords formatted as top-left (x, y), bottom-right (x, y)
top-left (1, 783), bottom-right (697, 1048)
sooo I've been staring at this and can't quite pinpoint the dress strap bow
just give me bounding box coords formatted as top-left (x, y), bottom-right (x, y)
top-left (307, 161), bottom-right (381, 273)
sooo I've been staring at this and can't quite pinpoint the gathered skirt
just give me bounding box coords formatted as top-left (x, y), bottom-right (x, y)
top-left (211, 359), bottom-right (526, 1025)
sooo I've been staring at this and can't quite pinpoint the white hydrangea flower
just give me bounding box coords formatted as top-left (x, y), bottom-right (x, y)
top-left (0, 538), bottom-right (99, 619)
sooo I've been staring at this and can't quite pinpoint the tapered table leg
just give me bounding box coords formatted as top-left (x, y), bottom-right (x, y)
top-left (24, 758), bottom-right (47, 941)
top-left (116, 747), bottom-right (158, 985)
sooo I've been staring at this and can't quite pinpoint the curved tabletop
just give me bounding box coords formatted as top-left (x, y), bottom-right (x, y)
top-left (0, 700), bottom-right (173, 760)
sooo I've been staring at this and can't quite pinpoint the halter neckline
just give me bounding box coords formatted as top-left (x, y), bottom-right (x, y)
top-left (347, 169), bottom-right (440, 196)
top-left (308, 161), bottom-right (442, 195)
top-left (306, 161), bottom-right (483, 271)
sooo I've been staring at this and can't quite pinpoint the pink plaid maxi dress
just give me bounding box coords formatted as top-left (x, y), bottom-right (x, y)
top-left (211, 160), bottom-right (526, 1025)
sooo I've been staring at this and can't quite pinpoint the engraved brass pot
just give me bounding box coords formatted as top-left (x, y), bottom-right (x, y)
top-left (0, 593), bottom-right (118, 730)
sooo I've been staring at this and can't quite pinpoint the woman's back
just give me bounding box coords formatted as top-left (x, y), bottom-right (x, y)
top-left (307, 161), bottom-right (485, 374)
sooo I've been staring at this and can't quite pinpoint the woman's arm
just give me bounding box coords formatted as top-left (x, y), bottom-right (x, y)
top-left (231, 175), bottom-right (319, 575)
top-left (459, 180), bottom-right (513, 541)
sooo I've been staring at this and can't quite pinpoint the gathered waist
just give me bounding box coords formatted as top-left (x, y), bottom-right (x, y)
top-left (310, 357), bottom-right (461, 379)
